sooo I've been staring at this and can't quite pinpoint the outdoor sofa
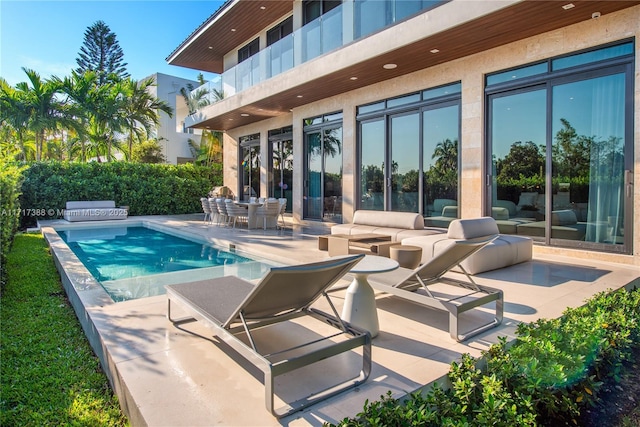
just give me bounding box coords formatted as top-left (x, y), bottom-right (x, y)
top-left (401, 217), bottom-right (533, 275)
top-left (330, 210), bottom-right (443, 242)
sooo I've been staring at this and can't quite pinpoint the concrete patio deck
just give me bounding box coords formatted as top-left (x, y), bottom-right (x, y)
top-left (40, 214), bottom-right (640, 427)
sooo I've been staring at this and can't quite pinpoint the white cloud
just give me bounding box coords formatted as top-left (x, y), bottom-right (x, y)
top-left (20, 55), bottom-right (76, 78)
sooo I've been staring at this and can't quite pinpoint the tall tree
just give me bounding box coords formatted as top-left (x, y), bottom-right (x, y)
top-left (14, 69), bottom-right (78, 161)
top-left (76, 21), bottom-right (129, 85)
top-left (0, 77), bottom-right (32, 160)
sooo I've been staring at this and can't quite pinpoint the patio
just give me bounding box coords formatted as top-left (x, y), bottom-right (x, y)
top-left (40, 214), bottom-right (640, 427)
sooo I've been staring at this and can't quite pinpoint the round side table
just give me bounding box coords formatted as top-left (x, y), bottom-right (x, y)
top-left (389, 245), bottom-right (422, 269)
top-left (341, 255), bottom-right (398, 338)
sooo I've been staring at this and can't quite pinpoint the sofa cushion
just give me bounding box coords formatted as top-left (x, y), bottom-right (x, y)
top-left (66, 200), bottom-right (116, 209)
top-left (493, 200), bottom-right (517, 217)
top-left (491, 207), bottom-right (510, 220)
top-left (433, 199), bottom-right (457, 215)
top-left (442, 205), bottom-right (458, 218)
top-left (352, 210), bottom-right (424, 230)
top-left (447, 217), bottom-right (499, 240)
top-left (551, 209), bottom-right (577, 225)
top-left (517, 192), bottom-right (539, 208)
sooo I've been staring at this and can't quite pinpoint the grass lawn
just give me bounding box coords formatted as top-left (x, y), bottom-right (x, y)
top-left (0, 233), bottom-right (128, 426)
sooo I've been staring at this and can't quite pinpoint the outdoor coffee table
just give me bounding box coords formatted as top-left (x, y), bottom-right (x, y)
top-left (341, 255), bottom-right (399, 338)
top-left (326, 234), bottom-right (395, 257)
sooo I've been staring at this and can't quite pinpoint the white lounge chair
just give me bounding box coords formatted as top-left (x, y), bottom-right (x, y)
top-left (368, 235), bottom-right (503, 341)
top-left (165, 254), bottom-right (371, 418)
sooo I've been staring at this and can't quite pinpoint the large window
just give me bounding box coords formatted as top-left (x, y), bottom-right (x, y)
top-left (268, 126), bottom-right (293, 212)
top-left (303, 112), bottom-right (343, 222)
top-left (358, 83), bottom-right (461, 225)
top-left (239, 133), bottom-right (260, 200)
top-left (486, 41), bottom-right (633, 253)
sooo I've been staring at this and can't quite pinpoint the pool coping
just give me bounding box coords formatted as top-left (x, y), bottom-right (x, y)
top-left (40, 216), bottom-right (300, 426)
top-left (39, 215), bottom-right (640, 426)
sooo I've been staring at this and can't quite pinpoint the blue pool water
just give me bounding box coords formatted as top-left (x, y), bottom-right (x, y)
top-left (60, 226), bottom-right (275, 302)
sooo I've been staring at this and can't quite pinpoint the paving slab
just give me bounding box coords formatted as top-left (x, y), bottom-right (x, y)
top-left (40, 215), bottom-right (640, 426)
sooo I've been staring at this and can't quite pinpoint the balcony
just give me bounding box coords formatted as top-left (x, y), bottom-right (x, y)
top-left (178, 0), bottom-right (638, 130)
top-left (191, 1), bottom-right (446, 107)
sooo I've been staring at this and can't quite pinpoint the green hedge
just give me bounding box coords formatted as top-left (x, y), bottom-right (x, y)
top-left (19, 161), bottom-right (222, 228)
top-left (0, 160), bottom-right (25, 289)
top-left (332, 286), bottom-right (640, 426)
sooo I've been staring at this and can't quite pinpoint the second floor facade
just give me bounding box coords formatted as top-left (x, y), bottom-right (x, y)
top-left (167, 0), bottom-right (638, 131)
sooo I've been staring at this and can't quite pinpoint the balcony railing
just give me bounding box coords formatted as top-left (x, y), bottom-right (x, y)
top-left (191, 0), bottom-right (445, 108)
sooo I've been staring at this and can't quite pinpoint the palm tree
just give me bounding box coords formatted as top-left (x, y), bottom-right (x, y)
top-left (120, 77), bottom-right (173, 160)
top-left (432, 138), bottom-right (458, 173)
top-left (0, 77), bottom-right (31, 160)
top-left (14, 68), bottom-right (78, 161)
top-left (180, 83), bottom-right (210, 116)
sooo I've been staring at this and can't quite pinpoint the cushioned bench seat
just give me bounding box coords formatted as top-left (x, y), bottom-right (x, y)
top-left (331, 210), bottom-right (443, 242)
top-left (516, 209), bottom-right (586, 240)
top-left (64, 201), bottom-right (128, 222)
top-left (402, 217), bottom-right (532, 275)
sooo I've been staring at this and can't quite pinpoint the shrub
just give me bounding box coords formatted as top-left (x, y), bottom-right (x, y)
top-left (0, 159), bottom-right (25, 290)
top-left (19, 161), bottom-right (222, 228)
top-left (331, 287), bottom-right (640, 426)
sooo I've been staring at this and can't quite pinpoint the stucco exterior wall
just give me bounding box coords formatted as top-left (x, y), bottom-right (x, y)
top-left (221, 5), bottom-right (639, 266)
top-left (148, 73), bottom-right (202, 164)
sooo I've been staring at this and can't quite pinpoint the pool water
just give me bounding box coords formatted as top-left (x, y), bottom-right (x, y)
top-left (60, 226), bottom-right (275, 302)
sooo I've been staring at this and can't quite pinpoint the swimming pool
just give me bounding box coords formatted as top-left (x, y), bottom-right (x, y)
top-left (59, 225), bottom-right (276, 302)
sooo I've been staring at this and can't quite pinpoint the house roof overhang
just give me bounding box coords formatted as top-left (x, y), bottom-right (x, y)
top-left (173, 0), bottom-right (639, 131)
top-left (167, 0), bottom-right (293, 73)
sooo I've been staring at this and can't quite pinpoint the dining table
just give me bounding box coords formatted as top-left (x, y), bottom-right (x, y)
top-left (233, 201), bottom-right (262, 229)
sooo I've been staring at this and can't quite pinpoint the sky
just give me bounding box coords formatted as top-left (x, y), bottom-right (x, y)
top-left (0, 0), bottom-right (225, 86)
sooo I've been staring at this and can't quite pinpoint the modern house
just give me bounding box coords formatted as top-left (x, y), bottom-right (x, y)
top-left (167, 0), bottom-right (639, 266)
top-left (143, 73), bottom-right (204, 164)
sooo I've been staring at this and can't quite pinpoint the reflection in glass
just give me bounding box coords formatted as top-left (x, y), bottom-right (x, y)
top-left (241, 144), bottom-right (260, 200)
top-left (360, 119), bottom-right (385, 211)
top-left (270, 139), bottom-right (293, 212)
top-left (391, 113), bottom-right (419, 212)
top-left (552, 74), bottom-right (625, 244)
top-left (490, 89), bottom-right (546, 236)
top-left (304, 125), bottom-right (343, 221)
top-left (323, 127), bottom-right (343, 221)
top-left (423, 104), bottom-right (459, 218)
top-left (305, 132), bottom-right (323, 219)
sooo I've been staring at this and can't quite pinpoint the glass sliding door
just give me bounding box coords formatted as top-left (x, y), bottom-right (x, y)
top-left (304, 114), bottom-right (343, 221)
top-left (357, 82), bottom-right (461, 218)
top-left (423, 103), bottom-right (460, 220)
top-left (360, 118), bottom-right (385, 210)
top-left (486, 41), bottom-right (632, 253)
top-left (390, 112), bottom-right (420, 212)
top-left (240, 138), bottom-right (260, 200)
top-left (323, 126), bottom-right (343, 221)
top-left (305, 131), bottom-right (323, 219)
top-left (552, 73), bottom-right (626, 245)
top-left (489, 89), bottom-right (547, 236)
top-left (269, 136), bottom-right (293, 212)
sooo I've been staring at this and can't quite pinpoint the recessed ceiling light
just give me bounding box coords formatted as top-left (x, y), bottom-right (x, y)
top-left (350, 76), bottom-right (358, 80)
top-left (208, 46), bottom-right (213, 49)
top-left (430, 49), bottom-right (440, 54)
top-left (260, 6), bottom-right (266, 10)
top-left (562, 3), bottom-right (575, 10)
top-left (296, 95), bottom-right (303, 98)
top-left (231, 28), bottom-right (236, 32)
top-left (383, 63), bottom-right (397, 69)
top-left (240, 113), bottom-right (249, 117)
top-left (228, 118), bottom-right (234, 121)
